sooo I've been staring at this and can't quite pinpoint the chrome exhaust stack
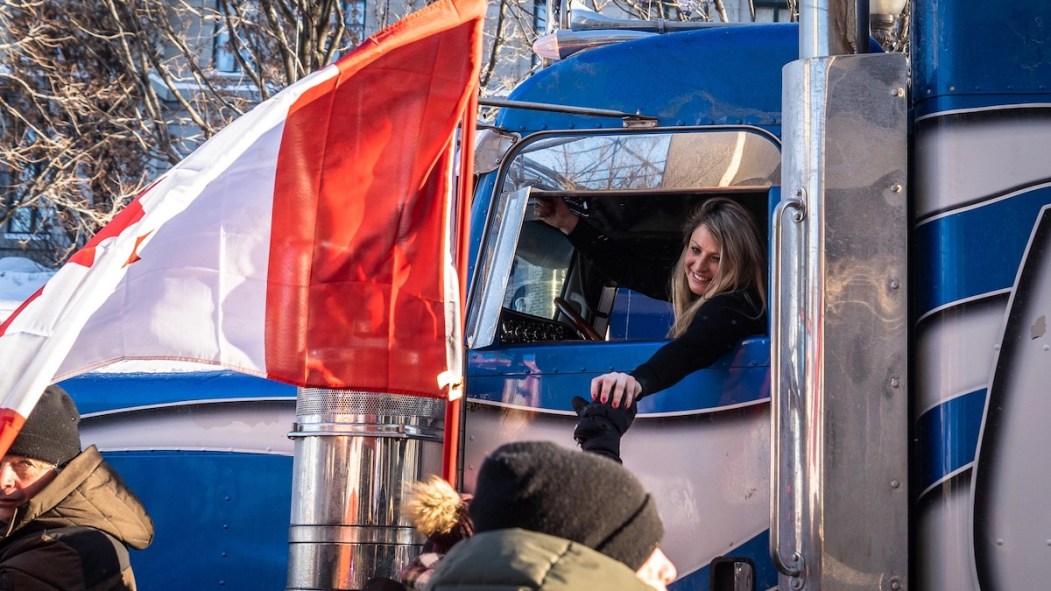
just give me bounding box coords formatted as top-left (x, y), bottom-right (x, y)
top-left (286, 389), bottom-right (445, 591)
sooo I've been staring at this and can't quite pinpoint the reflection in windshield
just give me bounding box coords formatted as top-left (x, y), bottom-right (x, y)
top-left (504, 131), bottom-right (780, 193)
top-left (505, 221), bottom-right (572, 318)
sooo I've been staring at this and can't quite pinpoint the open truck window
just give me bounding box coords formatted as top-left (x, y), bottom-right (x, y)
top-left (467, 128), bottom-right (781, 349)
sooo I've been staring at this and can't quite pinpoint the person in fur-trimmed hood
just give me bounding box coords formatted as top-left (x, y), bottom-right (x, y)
top-left (0, 386), bottom-right (154, 591)
top-left (398, 475), bottom-right (474, 590)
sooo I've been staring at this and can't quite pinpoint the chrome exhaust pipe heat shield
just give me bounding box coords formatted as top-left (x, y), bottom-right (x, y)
top-left (286, 389), bottom-right (445, 590)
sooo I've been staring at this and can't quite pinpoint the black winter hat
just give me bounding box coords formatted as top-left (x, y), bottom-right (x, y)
top-left (469, 440), bottom-right (664, 571)
top-left (8, 385), bottom-right (81, 466)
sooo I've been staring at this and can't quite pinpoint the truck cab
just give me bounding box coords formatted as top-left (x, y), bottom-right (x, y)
top-left (459, 24), bottom-right (799, 589)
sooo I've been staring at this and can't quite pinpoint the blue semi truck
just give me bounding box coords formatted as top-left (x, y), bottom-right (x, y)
top-left (61, 1), bottom-right (1051, 589)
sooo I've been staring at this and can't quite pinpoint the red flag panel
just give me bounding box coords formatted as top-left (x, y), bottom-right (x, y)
top-left (265, 1), bottom-right (483, 395)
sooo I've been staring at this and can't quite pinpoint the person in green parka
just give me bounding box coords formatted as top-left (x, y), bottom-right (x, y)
top-left (426, 441), bottom-right (676, 591)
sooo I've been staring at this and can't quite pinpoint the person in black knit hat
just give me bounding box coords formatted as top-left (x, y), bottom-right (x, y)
top-left (0, 385), bottom-right (154, 591)
top-left (427, 441), bottom-right (677, 591)
top-left (6, 385), bottom-right (82, 467)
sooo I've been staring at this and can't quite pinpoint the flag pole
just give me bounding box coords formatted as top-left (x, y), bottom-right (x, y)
top-left (441, 92), bottom-right (478, 489)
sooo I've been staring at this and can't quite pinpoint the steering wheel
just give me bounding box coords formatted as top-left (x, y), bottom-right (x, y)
top-left (554, 297), bottom-right (602, 341)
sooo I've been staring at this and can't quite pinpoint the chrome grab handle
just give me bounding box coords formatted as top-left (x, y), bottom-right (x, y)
top-left (770, 195), bottom-right (806, 579)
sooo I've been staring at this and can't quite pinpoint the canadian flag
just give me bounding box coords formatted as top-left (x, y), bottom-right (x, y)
top-left (0, 0), bottom-right (485, 455)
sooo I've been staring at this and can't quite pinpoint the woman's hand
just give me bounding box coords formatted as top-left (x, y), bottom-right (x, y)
top-left (534, 196), bottom-right (579, 235)
top-left (591, 372), bottom-right (642, 408)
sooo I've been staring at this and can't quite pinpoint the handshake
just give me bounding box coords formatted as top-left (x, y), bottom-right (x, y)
top-left (571, 396), bottom-right (638, 464)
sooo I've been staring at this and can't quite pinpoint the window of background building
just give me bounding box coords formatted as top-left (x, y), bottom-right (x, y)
top-left (534, 0), bottom-right (548, 32)
top-left (7, 206), bottom-right (37, 234)
top-left (214, 26), bottom-right (238, 73)
top-left (1, 160), bottom-right (56, 237)
top-left (344, 0), bottom-right (368, 46)
top-left (754, 0), bottom-right (790, 22)
top-left (532, 0), bottom-right (548, 69)
top-left (4, 201), bottom-right (54, 236)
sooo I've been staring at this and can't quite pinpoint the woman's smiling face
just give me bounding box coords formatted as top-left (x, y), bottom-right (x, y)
top-left (684, 224), bottom-right (721, 297)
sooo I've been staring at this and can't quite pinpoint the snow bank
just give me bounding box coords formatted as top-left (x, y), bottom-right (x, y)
top-left (0, 256), bottom-right (214, 374)
top-left (0, 256), bottom-right (53, 321)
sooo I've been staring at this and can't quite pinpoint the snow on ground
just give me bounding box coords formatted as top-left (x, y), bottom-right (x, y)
top-left (0, 256), bottom-right (52, 320)
top-left (0, 256), bottom-right (214, 373)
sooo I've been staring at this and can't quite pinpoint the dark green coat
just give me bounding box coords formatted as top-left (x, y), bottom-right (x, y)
top-left (426, 528), bottom-right (656, 591)
top-left (0, 445), bottom-right (154, 590)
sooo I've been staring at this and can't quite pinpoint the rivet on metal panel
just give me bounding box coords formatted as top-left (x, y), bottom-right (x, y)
top-left (892, 87), bottom-right (905, 98)
top-left (890, 479), bottom-right (900, 488)
top-left (791, 576), bottom-right (805, 590)
top-left (891, 184), bottom-right (903, 193)
top-left (890, 377), bottom-right (900, 389)
top-left (889, 578), bottom-right (902, 591)
top-left (890, 279), bottom-right (900, 290)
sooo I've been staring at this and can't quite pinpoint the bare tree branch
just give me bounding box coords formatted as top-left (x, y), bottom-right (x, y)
top-left (2, 0), bottom-right (896, 266)
top-left (0, 0), bottom-right (367, 264)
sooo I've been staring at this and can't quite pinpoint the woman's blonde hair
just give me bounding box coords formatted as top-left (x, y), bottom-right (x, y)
top-left (668, 198), bottom-right (766, 337)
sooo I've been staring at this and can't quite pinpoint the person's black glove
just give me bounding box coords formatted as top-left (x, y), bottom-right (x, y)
top-left (571, 396), bottom-right (637, 464)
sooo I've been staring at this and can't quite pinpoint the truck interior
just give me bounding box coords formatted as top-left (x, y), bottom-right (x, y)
top-left (502, 188), bottom-right (772, 344)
